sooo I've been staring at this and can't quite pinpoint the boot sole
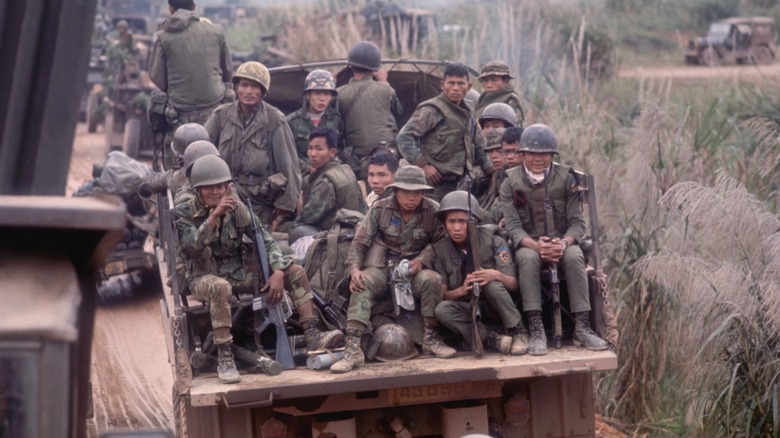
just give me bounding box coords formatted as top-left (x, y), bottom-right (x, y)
top-left (572, 339), bottom-right (609, 351)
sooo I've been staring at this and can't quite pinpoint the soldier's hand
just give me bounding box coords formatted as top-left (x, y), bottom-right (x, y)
top-left (212, 194), bottom-right (236, 217)
top-left (422, 164), bottom-right (442, 185)
top-left (469, 268), bottom-right (499, 286)
top-left (350, 267), bottom-right (366, 294)
top-left (261, 270), bottom-right (285, 304)
top-left (458, 277), bottom-right (474, 298)
top-left (408, 259), bottom-right (423, 275)
top-left (274, 207), bottom-right (294, 217)
top-left (539, 237), bottom-right (562, 263)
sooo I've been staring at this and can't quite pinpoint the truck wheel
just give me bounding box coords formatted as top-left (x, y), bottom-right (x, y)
top-left (702, 48), bottom-right (719, 67)
top-left (86, 91), bottom-right (100, 133)
top-left (753, 46), bottom-right (773, 65)
top-left (123, 118), bottom-right (141, 159)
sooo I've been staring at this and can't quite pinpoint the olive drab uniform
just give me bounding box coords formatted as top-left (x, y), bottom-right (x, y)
top-left (476, 86), bottom-right (525, 127)
top-left (287, 106), bottom-right (345, 173)
top-left (500, 163), bottom-right (591, 314)
top-left (433, 225), bottom-right (522, 343)
top-left (293, 160), bottom-right (366, 232)
top-left (204, 101), bottom-right (302, 226)
top-left (481, 167), bottom-right (508, 224)
top-left (337, 76), bottom-right (403, 179)
top-left (396, 94), bottom-right (493, 201)
top-left (344, 195), bottom-right (441, 328)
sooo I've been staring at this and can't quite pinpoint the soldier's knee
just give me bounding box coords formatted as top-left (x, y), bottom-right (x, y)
top-left (516, 247), bottom-right (541, 265)
top-left (561, 245), bottom-right (584, 266)
top-left (414, 269), bottom-right (441, 291)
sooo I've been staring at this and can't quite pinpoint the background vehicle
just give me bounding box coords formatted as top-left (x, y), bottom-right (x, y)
top-left (685, 16), bottom-right (776, 66)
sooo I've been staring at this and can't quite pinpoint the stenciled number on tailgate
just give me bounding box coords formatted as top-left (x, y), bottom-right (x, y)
top-left (389, 383), bottom-right (472, 404)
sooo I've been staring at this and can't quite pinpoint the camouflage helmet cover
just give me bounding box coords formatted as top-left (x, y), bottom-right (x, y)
top-left (479, 102), bottom-right (517, 128)
top-left (385, 165), bottom-right (433, 191)
top-left (478, 60), bottom-right (515, 80)
top-left (183, 140), bottom-right (220, 177)
top-left (233, 61), bottom-right (271, 93)
top-left (190, 155), bottom-right (232, 188)
top-left (347, 41), bottom-right (382, 71)
top-left (483, 128), bottom-right (506, 151)
top-left (172, 123), bottom-right (210, 157)
top-left (519, 123), bottom-right (558, 154)
top-left (303, 69), bottom-right (337, 95)
top-left (373, 324), bottom-right (419, 362)
top-left (437, 190), bottom-right (480, 220)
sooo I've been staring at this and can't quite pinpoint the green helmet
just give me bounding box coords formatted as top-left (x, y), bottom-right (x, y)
top-left (373, 324), bottom-right (418, 362)
top-left (304, 69), bottom-right (337, 95)
top-left (190, 155), bottom-right (232, 188)
top-left (172, 123), bottom-right (210, 158)
top-left (464, 89), bottom-right (480, 106)
top-left (183, 140), bottom-right (220, 177)
top-left (478, 60), bottom-right (515, 80)
top-left (519, 123), bottom-right (557, 154)
top-left (479, 102), bottom-right (517, 128)
top-left (385, 165), bottom-right (432, 191)
top-left (233, 61), bottom-right (271, 93)
top-left (347, 41), bottom-right (381, 71)
top-left (483, 128), bottom-right (506, 151)
top-left (437, 190), bottom-right (480, 220)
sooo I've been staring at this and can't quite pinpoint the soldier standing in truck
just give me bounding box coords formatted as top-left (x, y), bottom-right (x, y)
top-left (475, 60), bottom-right (525, 126)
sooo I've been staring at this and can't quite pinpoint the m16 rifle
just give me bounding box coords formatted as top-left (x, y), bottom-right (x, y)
top-left (247, 198), bottom-right (295, 370)
top-left (542, 169), bottom-right (562, 349)
top-left (311, 287), bottom-right (347, 331)
top-left (465, 178), bottom-right (484, 357)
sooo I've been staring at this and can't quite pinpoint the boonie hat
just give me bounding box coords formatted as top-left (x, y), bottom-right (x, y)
top-left (385, 165), bottom-right (433, 191)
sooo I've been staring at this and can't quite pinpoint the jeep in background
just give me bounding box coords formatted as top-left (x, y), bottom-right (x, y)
top-left (685, 16), bottom-right (776, 66)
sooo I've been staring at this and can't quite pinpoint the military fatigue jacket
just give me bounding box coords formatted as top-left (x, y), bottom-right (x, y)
top-left (175, 191), bottom-right (287, 288)
top-left (205, 101), bottom-right (301, 213)
top-left (294, 160), bottom-right (365, 231)
top-left (500, 163), bottom-right (585, 249)
top-left (475, 86), bottom-right (525, 127)
top-left (149, 9), bottom-right (232, 109)
top-left (432, 225), bottom-right (515, 292)
top-left (287, 105), bottom-right (345, 163)
top-left (337, 76), bottom-right (402, 155)
top-left (347, 195), bottom-right (438, 272)
top-left (397, 94), bottom-right (493, 179)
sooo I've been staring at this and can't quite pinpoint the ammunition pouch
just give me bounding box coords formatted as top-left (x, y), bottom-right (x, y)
top-left (147, 88), bottom-right (169, 133)
top-left (237, 173), bottom-right (288, 204)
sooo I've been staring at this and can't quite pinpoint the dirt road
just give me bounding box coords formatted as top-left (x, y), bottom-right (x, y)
top-left (68, 124), bottom-right (174, 436)
top-left (619, 62), bottom-right (780, 82)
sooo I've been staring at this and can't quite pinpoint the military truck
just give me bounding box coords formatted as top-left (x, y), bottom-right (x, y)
top-left (158, 60), bottom-right (617, 438)
top-left (685, 16), bottom-right (776, 66)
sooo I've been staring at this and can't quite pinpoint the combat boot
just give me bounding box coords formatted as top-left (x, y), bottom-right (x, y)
top-left (509, 322), bottom-right (529, 356)
top-left (302, 316), bottom-right (345, 351)
top-left (216, 343), bottom-right (241, 384)
top-left (331, 328), bottom-right (365, 373)
top-left (421, 318), bottom-right (457, 358)
top-left (484, 331), bottom-right (513, 354)
top-left (527, 311), bottom-right (548, 356)
top-left (573, 312), bottom-right (609, 351)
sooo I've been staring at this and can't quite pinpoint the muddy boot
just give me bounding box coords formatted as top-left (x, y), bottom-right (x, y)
top-left (331, 328), bottom-right (365, 373)
top-left (302, 316), bottom-right (345, 351)
top-left (216, 343), bottom-right (241, 384)
top-left (484, 331), bottom-right (513, 354)
top-left (421, 318), bottom-right (457, 358)
top-left (573, 312), bottom-right (609, 351)
top-left (527, 311), bottom-right (548, 356)
top-left (508, 322), bottom-right (529, 356)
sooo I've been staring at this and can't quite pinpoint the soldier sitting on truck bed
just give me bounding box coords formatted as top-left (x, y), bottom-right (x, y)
top-left (433, 191), bottom-right (529, 355)
top-left (365, 150), bottom-right (399, 208)
top-left (175, 155), bottom-right (343, 383)
top-left (500, 124), bottom-right (608, 356)
top-left (331, 165), bottom-right (456, 373)
top-left (138, 123), bottom-right (211, 198)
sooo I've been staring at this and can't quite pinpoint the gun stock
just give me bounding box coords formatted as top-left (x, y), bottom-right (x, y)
top-left (542, 170), bottom-right (562, 349)
top-left (465, 179), bottom-right (484, 357)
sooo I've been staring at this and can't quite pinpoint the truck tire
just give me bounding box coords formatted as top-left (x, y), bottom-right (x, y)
top-left (752, 46), bottom-right (773, 65)
top-left (86, 91), bottom-right (100, 133)
top-left (702, 47), bottom-right (719, 67)
top-left (123, 118), bottom-right (141, 159)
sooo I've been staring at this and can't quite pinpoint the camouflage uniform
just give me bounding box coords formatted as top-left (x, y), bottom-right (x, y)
top-left (337, 76), bottom-right (403, 179)
top-left (293, 160), bottom-right (365, 231)
top-left (344, 195), bottom-right (440, 328)
top-left (500, 163), bottom-right (590, 313)
top-left (204, 101), bottom-right (301, 226)
top-left (396, 94), bottom-right (493, 202)
top-left (287, 106), bottom-right (345, 173)
top-left (433, 225), bottom-right (522, 342)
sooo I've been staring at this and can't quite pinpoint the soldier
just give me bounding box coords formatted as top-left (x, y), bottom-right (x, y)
top-left (432, 191), bottom-right (528, 355)
top-left (337, 41), bottom-right (403, 180)
top-left (365, 151), bottom-right (399, 207)
top-left (287, 70), bottom-right (345, 173)
top-left (148, 0), bottom-right (233, 130)
top-left (475, 60), bottom-right (525, 127)
top-left (500, 124), bottom-right (608, 355)
top-left (478, 129), bottom-right (505, 215)
top-left (110, 20), bottom-right (134, 52)
top-left (500, 127), bottom-right (524, 170)
top-left (176, 155), bottom-right (343, 383)
top-left (397, 62), bottom-right (494, 202)
top-left (331, 166), bottom-right (455, 373)
top-left (291, 127), bottom-right (365, 237)
top-left (138, 123), bottom-right (211, 198)
top-left (204, 61), bottom-right (301, 232)
top-left (478, 102), bottom-right (517, 133)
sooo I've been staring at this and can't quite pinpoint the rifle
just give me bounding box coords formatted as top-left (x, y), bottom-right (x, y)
top-left (160, 189), bottom-right (181, 312)
top-left (246, 198), bottom-right (296, 370)
top-left (311, 287), bottom-right (347, 331)
top-left (465, 178), bottom-right (484, 357)
top-left (542, 169), bottom-right (562, 349)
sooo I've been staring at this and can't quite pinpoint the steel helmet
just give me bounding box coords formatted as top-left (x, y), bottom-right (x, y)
top-left (464, 88), bottom-right (480, 106)
top-left (479, 102), bottom-right (517, 128)
top-left (172, 123), bottom-right (210, 158)
top-left (304, 69), bottom-right (337, 95)
top-left (233, 61), bottom-right (271, 94)
top-left (436, 190), bottom-right (480, 220)
top-left (347, 41), bottom-right (381, 71)
top-left (183, 140), bottom-right (220, 178)
top-left (478, 60), bottom-right (515, 80)
top-left (190, 155), bottom-right (232, 188)
top-left (374, 324), bottom-right (418, 362)
top-left (483, 128), bottom-right (505, 151)
top-left (519, 123), bottom-right (558, 154)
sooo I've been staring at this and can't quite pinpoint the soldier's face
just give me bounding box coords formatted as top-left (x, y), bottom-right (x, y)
top-left (444, 211), bottom-right (469, 245)
top-left (480, 75), bottom-right (509, 92)
top-left (307, 136), bottom-right (336, 171)
top-left (198, 183), bottom-right (228, 208)
top-left (395, 189), bottom-right (424, 213)
top-left (502, 141), bottom-right (523, 168)
top-left (236, 79), bottom-right (263, 108)
top-left (441, 75), bottom-right (471, 105)
top-left (306, 90), bottom-right (334, 113)
top-left (481, 119), bottom-right (507, 133)
top-left (367, 164), bottom-right (394, 195)
top-left (487, 148), bottom-right (505, 169)
top-left (522, 152), bottom-right (553, 175)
